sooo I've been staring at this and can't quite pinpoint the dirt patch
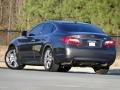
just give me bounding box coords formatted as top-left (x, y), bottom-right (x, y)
top-left (112, 52), bottom-right (120, 67)
top-left (0, 46), bottom-right (7, 67)
top-left (0, 46), bottom-right (7, 60)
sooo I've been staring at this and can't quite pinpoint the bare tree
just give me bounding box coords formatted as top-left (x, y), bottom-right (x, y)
top-left (0, 0), bottom-right (2, 27)
top-left (0, 0), bottom-right (23, 30)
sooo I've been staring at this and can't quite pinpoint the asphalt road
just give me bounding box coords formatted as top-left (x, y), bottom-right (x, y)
top-left (0, 68), bottom-right (120, 90)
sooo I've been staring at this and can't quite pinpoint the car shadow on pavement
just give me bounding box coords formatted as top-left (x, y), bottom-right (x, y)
top-left (68, 69), bottom-right (120, 76)
top-left (108, 69), bottom-right (120, 75)
top-left (68, 71), bottom-right (95, 75)
top-left (23, 68), bottom-right (94, 75)
top-left (1, 67), bottom-right (120, 75)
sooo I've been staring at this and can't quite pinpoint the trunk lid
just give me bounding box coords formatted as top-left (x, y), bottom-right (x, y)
top-left (68, 32), bottom-right (108, 48)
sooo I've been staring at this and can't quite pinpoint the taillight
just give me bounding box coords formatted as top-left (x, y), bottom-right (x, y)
top-left (60, 36), bottom-right (80, 45)
top-left (103, 40), bottom-right (116, 47)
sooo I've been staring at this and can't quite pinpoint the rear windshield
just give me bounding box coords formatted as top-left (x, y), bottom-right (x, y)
top-left (59, 23), bottom-right (104, 34)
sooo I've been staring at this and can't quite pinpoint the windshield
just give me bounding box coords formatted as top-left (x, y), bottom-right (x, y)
top-left (59, 23), bottom-right (104, 34)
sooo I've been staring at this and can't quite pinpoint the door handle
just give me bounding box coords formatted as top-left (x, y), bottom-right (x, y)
top-left (41, 39), bottom-right (46, 41)
top-left (31, 39), bottom-right (35, 42)
top-left (31, 39), bottom-right (40, 42)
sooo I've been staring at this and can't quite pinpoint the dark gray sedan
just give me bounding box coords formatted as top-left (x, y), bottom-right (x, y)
top-left (5, 20), bottom-right (116, 74)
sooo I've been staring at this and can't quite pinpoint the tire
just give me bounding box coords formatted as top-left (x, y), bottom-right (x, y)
top-left (58, 65), bottom-right (71, 72)
top-left (93, 67), bottom-right (109, 74)
top-left (5, 47), bottom-right (25, 70)
top-left (43, 48), bottom-right (59, 72)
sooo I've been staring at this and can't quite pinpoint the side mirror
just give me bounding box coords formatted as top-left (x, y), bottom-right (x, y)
top-left (21, 31), bottom-right (27, 37)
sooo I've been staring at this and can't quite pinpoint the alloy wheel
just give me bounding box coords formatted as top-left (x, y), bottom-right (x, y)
top-left (44, 49), bottom-right (53, 70)
top-left (6, 49), bottom-right (19, 68)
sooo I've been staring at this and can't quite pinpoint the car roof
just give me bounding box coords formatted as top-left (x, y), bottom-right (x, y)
top-left (45, 20), bottom-right (99, 30)
top-left (44, 20), bottom-right (105, 34)
top-left (46, 20), bottom-right (90, 25)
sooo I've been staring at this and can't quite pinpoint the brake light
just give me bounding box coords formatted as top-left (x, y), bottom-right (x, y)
top-left (60, 36), bottom-right (80, 45)
top-left (103, 40), bottom-right (116, 47)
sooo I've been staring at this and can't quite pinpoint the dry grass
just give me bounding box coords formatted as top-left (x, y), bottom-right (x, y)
top-left (0, 46), bottom-right (7, 67)
top-left (0, 45), bottom-right (120, 67)
top-left (112, 51), bottom-right (120, 67)
top-left (0, 46), bottom-right (7, 61)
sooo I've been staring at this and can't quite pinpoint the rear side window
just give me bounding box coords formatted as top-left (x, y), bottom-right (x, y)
top-left (29, 23), bottom-right (44, 36)
top-left (41, 23), bottom-right (56, 34)
top-left (59, 23), bottom-right (104, 34)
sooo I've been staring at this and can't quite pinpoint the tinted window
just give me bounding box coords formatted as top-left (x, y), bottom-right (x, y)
top-left (41, 23), bottom-right (55, 34)
top-left (59, 23), bottom-right (104, 34)
top-left (29, 24), bottom-right (44, 36)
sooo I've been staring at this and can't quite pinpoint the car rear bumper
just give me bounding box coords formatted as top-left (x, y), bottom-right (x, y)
top-left (54, 47), bottom-right (116, 66)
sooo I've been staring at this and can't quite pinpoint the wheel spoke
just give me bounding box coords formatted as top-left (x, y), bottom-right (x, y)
top-left (44, 49), bottom-right (53, 69)
top-left (6, 49), bottom-right (18, 68)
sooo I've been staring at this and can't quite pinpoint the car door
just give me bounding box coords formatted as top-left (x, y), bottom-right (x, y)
top-left (18, 23), bottom-right (44, 64)
top-left (40, 23), bottom-right (56, 42)
top-left (31, 23), bottom-right (56, 61)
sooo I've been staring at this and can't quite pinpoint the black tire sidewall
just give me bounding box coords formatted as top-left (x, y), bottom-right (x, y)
top-left (43, 48), bottom-right (59, 72)
top-left (93, 67), bottom-right (109, 74)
